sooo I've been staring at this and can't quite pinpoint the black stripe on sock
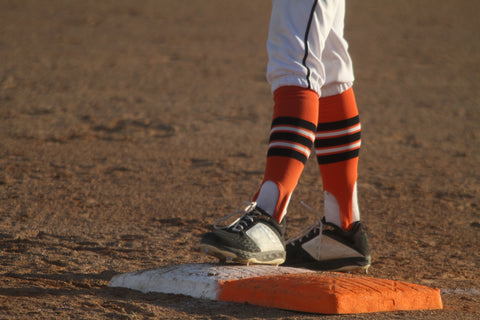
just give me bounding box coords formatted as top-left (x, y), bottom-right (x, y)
top-left (317, 115), bottom-right (360, 132)
top-left (315, 131), bottom-right (361, 148)
top-left (270, 132), bottom-right (314, 149)
top-left (268, 148), bottom-right (308, 164)
top-left (316, 149), bottom-right (360, 165)
top-left (271, 116), bottom-right (317, 133)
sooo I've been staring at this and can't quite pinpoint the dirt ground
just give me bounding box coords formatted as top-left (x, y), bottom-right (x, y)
top-left (0, 0), bottom-right (479, 319)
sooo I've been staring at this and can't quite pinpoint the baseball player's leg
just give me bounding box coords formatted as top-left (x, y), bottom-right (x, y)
top-left (315, 0), bottom-right (360, 231)
top-left (284, 89), bottom-right (370, 272)
top-left (316, 88), bottom-right (361, 231)
top-left (283, 1), bottom-right (371, 272)
top-left (253, 86), bottom-right (318, 223)
top-left (255, 0), bottom-right (340, 222)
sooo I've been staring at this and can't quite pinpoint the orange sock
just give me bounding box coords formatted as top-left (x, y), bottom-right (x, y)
top-left (254, 86), bottom-right (318, 222)
top-left (315, 87), bottom-right (361, 230)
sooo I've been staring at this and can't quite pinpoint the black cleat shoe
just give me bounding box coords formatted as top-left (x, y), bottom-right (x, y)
top-left (283, 218), bottom-right (371, 272)
top-left (200, 202), bottom-right (286, 266)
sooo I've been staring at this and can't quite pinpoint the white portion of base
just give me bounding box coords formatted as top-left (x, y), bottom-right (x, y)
top-left (109, 263), bottom-right (313, 300)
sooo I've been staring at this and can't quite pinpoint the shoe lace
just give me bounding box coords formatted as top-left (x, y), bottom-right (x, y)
top-left (286, 201), bottom-right (323, 245)
top-left (286, 220), bottom-right (323, 245)
top-left (213, 201), bottom-right (262, 232)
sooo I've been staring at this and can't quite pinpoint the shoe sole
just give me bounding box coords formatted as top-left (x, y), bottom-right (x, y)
top-left (200, 243), bottom-right (285, 266)
top-left (330, 264), bottom-right (370, 273)
top-left (283, 256), bottom-right (371, 273)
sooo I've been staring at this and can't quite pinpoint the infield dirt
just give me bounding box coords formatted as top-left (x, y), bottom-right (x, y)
top-left (0, 1), bottom-right (479, 319)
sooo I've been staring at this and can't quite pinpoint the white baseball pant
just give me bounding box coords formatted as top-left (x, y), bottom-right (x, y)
top-left (267, 0), bottom-right (354, 97)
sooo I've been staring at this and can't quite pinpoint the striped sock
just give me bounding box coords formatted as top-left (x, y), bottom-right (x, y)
top-left (315, 87), bottom-right (361, 230)
top-left (255, 86), bottom-right (318, 222)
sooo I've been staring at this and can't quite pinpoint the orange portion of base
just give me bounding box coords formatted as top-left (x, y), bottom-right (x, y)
top-left (218, 272), bottom-right (443, 314)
